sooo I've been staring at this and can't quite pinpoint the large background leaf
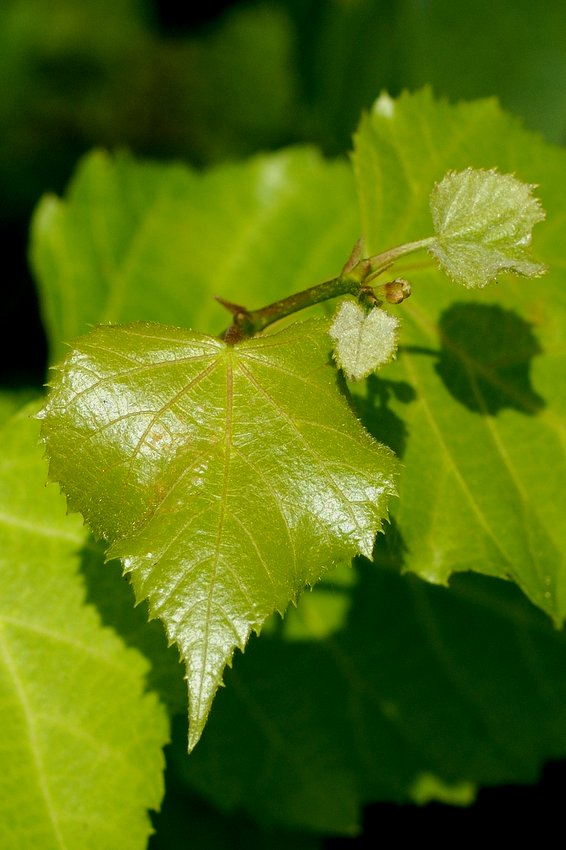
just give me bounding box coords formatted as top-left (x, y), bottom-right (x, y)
top-left (352, 90), bottom-right (566, 623)
top-left (175, 559), bottom-right (566, 833)
top-left (0, 403), bottom-right (168, 849)
top-left (31, 147), bottom-right (359, 363)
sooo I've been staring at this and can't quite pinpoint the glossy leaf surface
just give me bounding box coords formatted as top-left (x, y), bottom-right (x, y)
top-left (0, 405), bottom-right (168, 849)
top-left (30, 90), bottom-right (566, 832)
top-left (40, 319), bottom-right (396, 748)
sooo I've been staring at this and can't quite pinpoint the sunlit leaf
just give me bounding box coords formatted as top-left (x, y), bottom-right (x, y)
top-left (40, 319), bottom-right (396, 748)
top-left (29, 89), bottom-right (566, 837)
top-left (329, 299), bottom-right (399, 380)
top-left (353, 89), bottom-right (566, 621)
top-left (0, 405), bottom-right (168, 849)
top-left (428, 167), bottom-right (546, 287)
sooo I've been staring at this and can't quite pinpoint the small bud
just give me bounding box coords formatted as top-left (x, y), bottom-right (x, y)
top-left (384, 278), bottom-right (411, 304)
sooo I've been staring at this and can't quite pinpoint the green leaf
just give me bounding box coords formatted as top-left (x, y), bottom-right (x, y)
top-left (0, 388), bottom-right (39, 425)
top-left (152, 733), bottom-right (323, 850)
top-left (80, 540), bottom-right (187, 718)
top-left (428, 167), bottom-right (546, 287)
top-left (30, 147), bottom-right (359, 362)
top-left (0, 404), bottom-right (168, 849)
top-left (353, 89), bottom-right (566, 621)
top-left (329, 299), bottom-right (399, 380)
top-left (29, 91), bottom-right (566, 833)
top-left (39, 319), bottom-right (397, 748)
top-left (177, 558), bottom-right (566, 833)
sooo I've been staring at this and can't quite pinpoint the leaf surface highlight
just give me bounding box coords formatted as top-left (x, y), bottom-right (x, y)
top-left (40, 319), bottom-right (396, 747)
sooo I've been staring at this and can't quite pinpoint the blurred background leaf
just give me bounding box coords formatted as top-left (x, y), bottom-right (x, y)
top-left (30, 147), bottom-right (358, 363)
top-left (5, 0), bottom-right (566, 389)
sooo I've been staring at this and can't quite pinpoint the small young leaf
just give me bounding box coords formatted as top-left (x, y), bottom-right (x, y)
top-left (329, 299), bottom-right (399, 381)
top-left (428, 167), bottom-right (546, 287)
top-left (40, 318), bottom-right (397, 749)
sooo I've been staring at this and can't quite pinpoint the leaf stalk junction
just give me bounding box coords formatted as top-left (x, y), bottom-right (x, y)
top-left (219, 237), bottom-right (434, 343)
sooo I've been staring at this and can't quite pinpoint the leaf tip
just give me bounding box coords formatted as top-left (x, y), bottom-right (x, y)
top-left (372, 91), bottom-right (396, 120)
top-left (187, 723), bottom-right (203, 753)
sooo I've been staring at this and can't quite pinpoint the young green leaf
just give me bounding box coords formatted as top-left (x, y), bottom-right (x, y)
top-left (40, 318), bottom-right (397, 749)
top-left (329, 298), bottom-right (399, 380)
top-left (428, 167), bottom-right (546, 288)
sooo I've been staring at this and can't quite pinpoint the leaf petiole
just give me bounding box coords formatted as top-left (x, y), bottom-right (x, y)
top-left (219, 236), bottom-right (435, 342)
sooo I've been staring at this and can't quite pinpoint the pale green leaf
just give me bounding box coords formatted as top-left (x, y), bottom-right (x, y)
top-left (353, 89), bottom-right (566, 621)
top-left (0, 388), bottom-right (39, 425)
top-left (39, 319), bottom-right (397, 749)
top-left (329, 299), bottom-right (399, 380)
top-left (0, 404), bottom-right (168, 850)
top-left (428, 167), bottom-right (546, 287)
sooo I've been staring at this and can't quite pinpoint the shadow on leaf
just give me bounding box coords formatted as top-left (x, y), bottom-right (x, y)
top-left (351, 374), bottom-right (417, 458)
top-left (435, 303), bottom-right (544, 416)
top-left (79, 538), bottom-right (186, 714)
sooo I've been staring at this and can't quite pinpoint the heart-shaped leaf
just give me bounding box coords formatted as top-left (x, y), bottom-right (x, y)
top-left (40, 318), bottom-right (396, 748)
top-left (329, 299), bottom-right (400, 380)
